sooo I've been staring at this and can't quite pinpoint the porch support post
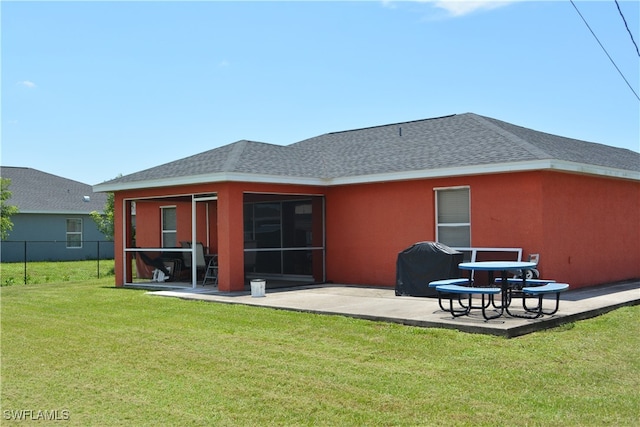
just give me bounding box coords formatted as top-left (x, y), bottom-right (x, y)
top-left (191, 196), bottom-right (197, 288)
top-left (216, 184), bottom-right (245, 292)
top-left (124, 200), bottom-right (133, 285)
top-left (114, 194), bottom-right (126, 287)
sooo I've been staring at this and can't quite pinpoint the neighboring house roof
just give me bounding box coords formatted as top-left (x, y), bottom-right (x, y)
top-left (1, 167), bottom-right (108, 214)
top-left (94, 113), bottom-right (640, 192)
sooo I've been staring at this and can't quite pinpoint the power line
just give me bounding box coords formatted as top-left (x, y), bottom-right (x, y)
top-left (569, 0), bottom-right (639, 101)
top-left (615, 0), bottom-right (640, 57)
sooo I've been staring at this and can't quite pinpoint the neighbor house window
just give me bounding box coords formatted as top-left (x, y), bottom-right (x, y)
top-left (161, 206), bottom-right (177, 248)
top-left (435, 187), bottom-right (470, 247)
top-left (66, 218), bottom-right (83, 248)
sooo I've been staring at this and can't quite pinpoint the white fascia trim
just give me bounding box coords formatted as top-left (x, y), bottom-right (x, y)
top-left (330, 160), bottom-right (553, 185)
top-left (546, 160), bottom-right (640, 181)
top-left (92, 160), bottom-right (640, 192)
top-left (93, 172), bottom-right (328, 192)
top-left (331, 160), bottom-right (640, 185)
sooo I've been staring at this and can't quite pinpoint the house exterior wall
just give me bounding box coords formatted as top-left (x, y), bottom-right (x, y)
top-left (324, 171), bottom-right (638, 289)
top-left (324, 179), bottom-right (433, 286)
top-left (134, 200), bottom-right (210, 248)
top-left (539, 171), bottom-right (640, 287)
top-left (112, 171), bottom-right (639, 290)
top-left (323, 172), bottom-right (543, 286)
top-left (1, 213), bottom-right (114, 262)
top-left (134, 201), bottom-right (162, 247)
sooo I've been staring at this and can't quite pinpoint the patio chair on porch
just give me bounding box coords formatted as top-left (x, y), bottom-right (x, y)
top-left (180, 242), bottom-right (207, 280)
top-left (202, 256), bottom-right (218, 286)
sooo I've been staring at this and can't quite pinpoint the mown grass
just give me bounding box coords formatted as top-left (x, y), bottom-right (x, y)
top-left (0, 260), bottom-right (114, 286)
top-left (1, 279), bottom-right (638, 426)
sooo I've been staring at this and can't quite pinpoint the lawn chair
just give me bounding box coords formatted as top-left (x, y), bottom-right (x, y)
top-left (202, 256), bottom-right (218, 286)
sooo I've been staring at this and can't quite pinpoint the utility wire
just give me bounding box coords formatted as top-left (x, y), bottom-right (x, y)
top-left (569, 0), bottom-right (639, 101)
top-left (615, 0), bottom-right (640, 57)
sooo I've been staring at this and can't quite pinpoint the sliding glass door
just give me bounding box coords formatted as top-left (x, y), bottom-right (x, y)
top-left (243, 194), bottom-right (324, 283)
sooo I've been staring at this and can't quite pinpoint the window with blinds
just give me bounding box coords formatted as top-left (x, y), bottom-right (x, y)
top-left (435, 187), bottom-right (470, 247)
top-left (161, 206), bottom-right (177, 248)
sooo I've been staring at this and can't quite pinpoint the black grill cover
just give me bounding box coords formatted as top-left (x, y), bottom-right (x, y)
top-left (395, 242), bottom-right (464, 297)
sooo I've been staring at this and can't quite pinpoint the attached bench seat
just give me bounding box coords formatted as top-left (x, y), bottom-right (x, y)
top-left (522, 282), bottom-right (569, 316)
top-left (428, 279), bottom-right (476, 315)
top-left (508, 283), bottom-right (570, 319)
top-left (522, 282), bottom-right (569, 295)
top-left (435, 285), bottom-right (501, 295)
top-left (495, 278), bottom-right (556, 309)
top-left (428, 278), bottom-right (470, 288)
top-left (495, 278), bottom-right (556, 286)
top-left (434, 284), bottom-right (502, 321)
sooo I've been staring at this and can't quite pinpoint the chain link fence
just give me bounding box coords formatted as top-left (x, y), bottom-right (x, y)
top-left (1, 240), bottom-right (115, 285)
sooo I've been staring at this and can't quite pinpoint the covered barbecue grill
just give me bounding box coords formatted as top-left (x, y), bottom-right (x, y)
top-left (395, 242), bottom-right (464, 297)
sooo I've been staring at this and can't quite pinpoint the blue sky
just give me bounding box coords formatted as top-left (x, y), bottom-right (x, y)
top-left (2, 1), bottom-right (639, 186)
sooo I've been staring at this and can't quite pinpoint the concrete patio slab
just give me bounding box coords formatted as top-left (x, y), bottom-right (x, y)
top-left (147, 280), bottom-right (640, 338)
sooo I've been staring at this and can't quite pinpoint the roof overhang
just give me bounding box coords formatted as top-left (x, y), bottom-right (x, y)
top-left (93, 172), bottom-right (330, 192)
top-left (331, 160), bottom-right (640, 186)
top-left (93, 160), bottom-right (640, 193)
top-left (14, 210), bottom-right (102, 215)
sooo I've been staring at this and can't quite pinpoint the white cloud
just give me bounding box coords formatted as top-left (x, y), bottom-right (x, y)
top-left (218, 59), bottom-right (230, 68)
top-left (386, 0), bottom-right (516, 17)
top-left (18, 80), bottom-right (37, 88)
top-left (431, 1), bottom-right (514, 17)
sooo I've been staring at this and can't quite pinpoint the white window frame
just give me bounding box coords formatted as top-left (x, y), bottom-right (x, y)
top-left (161, 206), bottom-right (177, 248)
top-left (66, 218), bottom-right (83, 249)
top-left (434, 186), bottom-right (471, 247)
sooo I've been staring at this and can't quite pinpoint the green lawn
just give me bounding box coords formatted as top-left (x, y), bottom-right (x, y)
top-left (1, 279), bottom-right (638, 426)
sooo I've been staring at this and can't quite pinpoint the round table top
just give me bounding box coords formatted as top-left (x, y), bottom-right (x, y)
top-left (458, 261), bottom-right (537, 271)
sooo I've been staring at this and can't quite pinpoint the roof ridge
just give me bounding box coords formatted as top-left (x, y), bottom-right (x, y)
top-left (467, 113), bottom-right (551, 159)
top-left (222, 140), bottom-right (249, 171)
top-left (325, 114), bottom-right (457, 136)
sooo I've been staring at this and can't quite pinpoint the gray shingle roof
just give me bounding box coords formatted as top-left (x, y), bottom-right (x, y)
top-left (0, 167), bottom-right (108, 213)
top-left (111, 140), bottom-right (328, 185)
top-left (95, 113), bottom-right (640, 190)
top-left (478, 115), bottom-right (640, 171)
top-left (292, 113), bottom-right (640, 176)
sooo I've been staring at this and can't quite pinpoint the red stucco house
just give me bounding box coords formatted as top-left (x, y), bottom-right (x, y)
top-left (93, 113), bottom-right (640, 292)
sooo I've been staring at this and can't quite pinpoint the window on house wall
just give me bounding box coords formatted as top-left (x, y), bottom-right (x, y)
top-left (66, 218), bottom-right (83, 248)
top-left (161, 206), bottom-right (177, 248)
top-left (435, 187), bottom-right (470, 247)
